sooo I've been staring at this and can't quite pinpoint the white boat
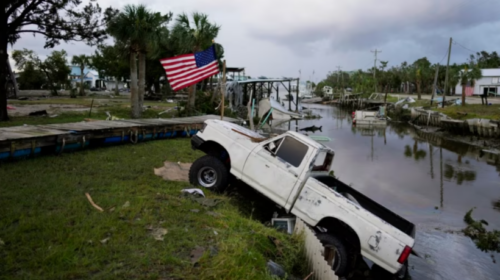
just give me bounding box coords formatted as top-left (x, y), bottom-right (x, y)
top-left (258, 98), bottom-right (303, 121)
top-left (352, 107), bottom-right (388, 126)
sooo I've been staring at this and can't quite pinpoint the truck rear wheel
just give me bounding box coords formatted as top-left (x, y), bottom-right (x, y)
top-left (316, 233), bottom-right (350, 277)
top-left (189, 155), bottom-right (229, 193)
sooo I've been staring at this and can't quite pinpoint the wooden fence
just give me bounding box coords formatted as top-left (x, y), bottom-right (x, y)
top-left (294, 219), bottom-right (338, 280)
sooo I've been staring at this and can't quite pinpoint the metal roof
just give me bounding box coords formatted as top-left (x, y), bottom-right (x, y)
top-left (480, 68), bottom-right (500, 77)
top-left (233, 78), bottom-right (299, 84)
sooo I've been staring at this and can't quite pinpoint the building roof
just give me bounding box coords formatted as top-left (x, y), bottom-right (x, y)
top-left (480, 68), bottom-right (500, 77)
top-left (70, 66), bottom-right (98, 77)
top-left (226, 67), bottom-right (245, 72)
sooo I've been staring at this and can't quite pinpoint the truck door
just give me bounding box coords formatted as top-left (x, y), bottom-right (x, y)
top-left (242, 135), bottom-right (310, 207)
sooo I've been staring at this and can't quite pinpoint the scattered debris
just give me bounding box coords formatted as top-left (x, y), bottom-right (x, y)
top-left (28, 110), bottom-right (48, 116)
top-left (206, 211), bottom-right (221, 217)
top-left (105, 111), bottom-right (123, 120)
top-left (0, 238), bottom-right (4, 246)
top-left (100, 237), bottom-right (110, 244)
top-left (108, 207), bottom-right (115, 212)
top-left (122, 201), bottom-right (130, 208)
top-left (6, 105), bottom-right (15, 110)
top-left (299, 125), bottom-right (322, 133)
top-left (150, 228), bottom-right (168, 241)
top-left (85, 193), bottom-right (104, 212)
top-left (154, 161), bottom-right (192, 182)
top-left (462, 208), bottom-right (499, 262)
top-left (209, 246), bottom-right (218, 257)
top-left (190, 246), bottom-right (205, 265)
top-left (182, 188), bottom-right (205, 197)
top-left (303, 272), bottom-right (314, 280)
top-left (190, 209), bottom-right (200, 213)
top-left (182, 191), bottom-right (223, 208)
top-left (266, 260), bottom-right (286, 278)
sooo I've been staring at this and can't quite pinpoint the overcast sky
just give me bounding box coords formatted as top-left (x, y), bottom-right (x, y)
top-left (9, 0), bottom-right (500, 82)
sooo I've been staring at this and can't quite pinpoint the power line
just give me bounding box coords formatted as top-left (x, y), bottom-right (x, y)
top-left (453, 40), bottom-right (479, 55)
top-left (438, 48), bottom-right (449, 64)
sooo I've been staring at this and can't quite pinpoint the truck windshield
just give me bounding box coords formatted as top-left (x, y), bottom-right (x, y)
top-left (311, 150), bottom-right (334, 172)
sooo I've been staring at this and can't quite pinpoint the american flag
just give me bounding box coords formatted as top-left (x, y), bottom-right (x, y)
top-left (464, 82), bottom-right (474, 96)
top-left (160, 45), bottom-right (219, 91)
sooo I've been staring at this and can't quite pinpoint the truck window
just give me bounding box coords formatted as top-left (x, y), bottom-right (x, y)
top-left (311, 151), bottom-right (333, 171)
top-left (274, 136), bottom-right (308, 167)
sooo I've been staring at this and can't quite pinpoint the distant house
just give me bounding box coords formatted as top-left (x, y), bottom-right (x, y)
top-left (455, 68), bottom-right (500, 96)
top-left (69, 66), bottom-right (127, 90)
top-left (69, 66), bottom-right (100, 88)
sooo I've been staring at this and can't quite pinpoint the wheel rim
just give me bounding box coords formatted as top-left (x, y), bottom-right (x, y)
top-left (197, 166), bottom-right (217, 188)
top-left (325, 245), bottom-right (342, 272)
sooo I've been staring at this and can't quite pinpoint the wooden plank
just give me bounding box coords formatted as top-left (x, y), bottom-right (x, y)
top-left (40, 120), bottom-right (146, 131)
top-left (0, 126), bottom-right (68, 141)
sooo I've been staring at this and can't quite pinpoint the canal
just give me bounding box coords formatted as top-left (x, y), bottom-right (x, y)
top-left (276, 103), bottom-right (500, 280)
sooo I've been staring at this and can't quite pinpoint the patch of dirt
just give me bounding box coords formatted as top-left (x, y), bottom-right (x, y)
top-left (7, 104), bottom-right (90, 116)
top-left (154, 161), bottom-right (192, 182)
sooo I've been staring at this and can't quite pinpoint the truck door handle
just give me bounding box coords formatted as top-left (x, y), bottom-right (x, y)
top-left (289, 171), bottom-right (298, 177)
top-left (265, 164), bottom-right (270, 168)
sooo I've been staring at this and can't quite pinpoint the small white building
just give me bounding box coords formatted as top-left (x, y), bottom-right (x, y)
top-left (323, 86), bottom-right (333, 96)
top-left (69, 66), bottom-right (127, 90)
top-left (455, 68), bottom-right (500, 96)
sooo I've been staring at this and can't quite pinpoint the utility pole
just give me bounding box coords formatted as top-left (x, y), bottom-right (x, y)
top-left (430, 63), bottom-right (440, 105)
top-left (336, 66), bottom-right (342, 93)
top-left (442, 38), bottom-right (452, 108)
top-left (371, 49), bottom-right (382, 93)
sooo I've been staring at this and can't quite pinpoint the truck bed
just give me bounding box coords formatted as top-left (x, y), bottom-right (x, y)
top-left (313, 175), bottom-right (416, 238)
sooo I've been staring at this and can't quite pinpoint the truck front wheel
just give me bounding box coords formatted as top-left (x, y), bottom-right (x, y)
top-left (316, 233), bottom-right (350, 277)
top-left (189, 155), bottom-right (229, 193)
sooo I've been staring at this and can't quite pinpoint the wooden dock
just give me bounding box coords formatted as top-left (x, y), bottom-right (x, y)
top-left (0, 115), bottom-right (241, 161)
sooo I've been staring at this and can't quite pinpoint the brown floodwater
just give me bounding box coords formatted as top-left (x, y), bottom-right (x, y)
top-left (275, 103), bottom-right (500, 280)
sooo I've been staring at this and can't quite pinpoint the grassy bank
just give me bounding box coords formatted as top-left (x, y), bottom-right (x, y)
top-left (0, 139), bottom-right (306, 280)
top-left (435, 104), bottom-right (500, 120)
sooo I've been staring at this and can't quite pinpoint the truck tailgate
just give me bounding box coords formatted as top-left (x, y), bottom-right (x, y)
top-left (313, 175), bottom-right (416, 238)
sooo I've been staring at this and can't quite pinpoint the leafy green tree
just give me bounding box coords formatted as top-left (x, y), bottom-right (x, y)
top-left (71, 55), bottom-right (90, 96)
top-left (12, 49), bottom-right (70, 95)
top-left (2, 0), bottom-right (117, 120)
top-left (107, 4), bottom-right (172, 118)
top-left (16, 60), bottom-right (46, 90)
top-left (44, 50), bottom-right (71, 90)
top-left (458, 63), bottom-right (482, 106)
top-left (90, 44), bottom-right (129, 95)
top-left (171, 12), bottom-right (220, 112)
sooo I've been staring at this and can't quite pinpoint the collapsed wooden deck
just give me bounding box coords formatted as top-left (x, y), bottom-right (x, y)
top-left (0, 115), bottom-right (241, 160)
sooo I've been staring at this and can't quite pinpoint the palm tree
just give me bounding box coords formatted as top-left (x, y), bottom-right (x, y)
top-left (171, 12), bottom-right (220, 112)
top-left (458, 63), bottom-right (482, 107)
top-left (71, 55), bottom-right (90, 96)
top-left (107, 4), bottom-right (172, 118)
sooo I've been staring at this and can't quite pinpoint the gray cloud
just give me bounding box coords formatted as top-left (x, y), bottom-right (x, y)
top-left (9, 0), bottom-right (500, 79)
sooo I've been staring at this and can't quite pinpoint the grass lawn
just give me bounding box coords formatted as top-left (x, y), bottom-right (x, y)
top-left (435, 104), bottom-right (500, 120)
top-left (0, 139), bottom-right (306, 280)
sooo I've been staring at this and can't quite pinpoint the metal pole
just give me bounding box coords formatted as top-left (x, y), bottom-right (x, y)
top-left (430, 64), bottom-right (440, 105)
top-left (220, 60), bottom-right (226, 120)
top-left (442, 38), bottom-right (452, 108)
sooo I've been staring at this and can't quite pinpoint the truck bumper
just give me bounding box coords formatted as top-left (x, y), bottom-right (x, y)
top-left (191, 135), bottom-right (205, 150)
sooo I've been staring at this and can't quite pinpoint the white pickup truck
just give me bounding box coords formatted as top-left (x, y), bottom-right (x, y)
top-left (188, 119), bottom-right (416, 277)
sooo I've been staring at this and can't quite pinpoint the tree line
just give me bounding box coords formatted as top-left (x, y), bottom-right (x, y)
top-left (2, 1), bottom-right (223, 121)
top-left (316, 51), bottom-right (500, 101)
